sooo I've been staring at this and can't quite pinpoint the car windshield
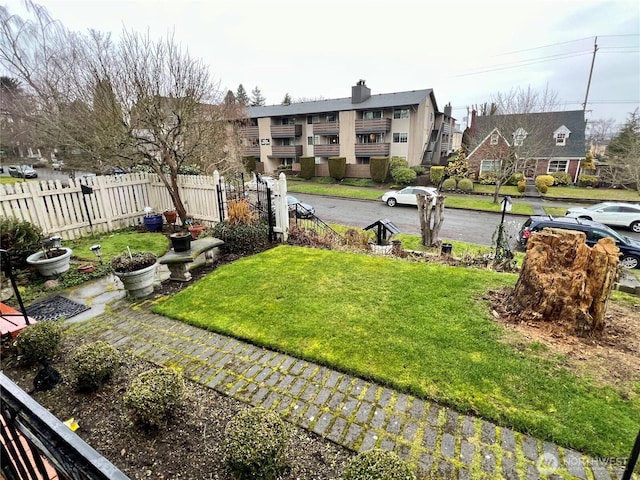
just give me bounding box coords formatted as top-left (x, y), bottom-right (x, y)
top-left (287, 196), bottom-right (299, 204)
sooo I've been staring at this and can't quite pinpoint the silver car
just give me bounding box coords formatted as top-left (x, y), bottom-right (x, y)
top-left (381, 186), bottom-right (438, 207)
top-left (565, 202), bottom-right (640, 233)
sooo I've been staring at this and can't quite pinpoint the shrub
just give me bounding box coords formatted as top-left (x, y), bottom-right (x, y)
top-left (535, 175), bottom-right (554, 189)
top-left (177, 164), bottom-right (202, 175)
top-left (210, 221), bottom-right (270, 255)
top-left (243, 156), bottom-right (256, 173)
top-left (16, 321), bottom-right (63, 364)
top-left (507, 173), bottom-right (525, 185)
top-left (578, 174), bottom-right (599, 187)
top-left (441, 178), bottom-right (457, 191)
top-left (429, 166), bottom-right (445, 185)
top-left (123, 368), bottom-right (184, 427)
top-left (550, 171), bottom-right (572, 186)
top-left (389, 157), bottom-right (408, 173)
top-left (0, 218), bottom-right (44, 268)
top-left (391, 167), bottom-right (417, 185)
top-left (299, 157), bottom-right (315, 180)
top-left (457, 178), bottom-right (473, 192)
top-left (369, 157), bottom-right (390, 183)
top-left (538, 184), bottom-right (548, 194)
top-left (410, 165), bottom-right (426, 176)
top-left (478, 172), bottom-right (497, 185)
top-left (70, 341), bottom-right (121, 391)
top-left (445, 156), bottom-right (472, 180)
top-left (328, 157), bottom-right (347, 181)
top-left (341, 449), bottom-right (416, 480)
top-left (517, 181), bottom-right (527, 193)
top-left (227, 199), bottom-right (256, 226)
top-left (223, 406), bottom-right (289, 479)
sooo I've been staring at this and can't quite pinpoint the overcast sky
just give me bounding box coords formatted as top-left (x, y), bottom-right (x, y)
top-left (4, 0), bottom-right (640, 130)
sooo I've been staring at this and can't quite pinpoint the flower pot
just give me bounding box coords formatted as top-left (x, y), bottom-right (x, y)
top-left (170, 232), bottom-right (192, 252)
top-left (77, 264), bottom-right (95, 274)
top-left (114, 262), bottom-right (157, 298)
top-left (143, 214), bottom-right (163, 232)
top-left (188, 224), bottom-right (206, 239)
top-left (26, 247), bottom-right (73, 277)
top-left (163, 210), bottom-right (178, 224)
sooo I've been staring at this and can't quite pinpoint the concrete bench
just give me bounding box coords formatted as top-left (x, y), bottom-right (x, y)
top-left (158, 237), bottom-right (225, 282)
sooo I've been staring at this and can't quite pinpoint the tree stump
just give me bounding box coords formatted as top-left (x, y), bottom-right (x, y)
top-left (509, 228), bottom-right (619, 334)
top-left (417, 193), bottom-right (445, 247)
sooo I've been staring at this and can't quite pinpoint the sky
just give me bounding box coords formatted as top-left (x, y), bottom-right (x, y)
top-left (3, 0), bottom-right (640, 132)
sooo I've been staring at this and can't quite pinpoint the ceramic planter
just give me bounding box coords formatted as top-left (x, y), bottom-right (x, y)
top-left (26, 247), bottom-right (73, 277)
top-left (114, 262), bottom-right (157, 298)
top-left (188, 224), bottom-right (206, 239)
top-left (163, 210), bottom-right (178, 224)
top-left (170, 232), bottom-right (192, 252)
top-left (143, 214), bottom-right (163, 232)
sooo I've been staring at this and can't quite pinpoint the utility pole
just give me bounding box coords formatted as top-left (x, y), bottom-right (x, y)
top-left (583, 36), bottom-right (598, 112)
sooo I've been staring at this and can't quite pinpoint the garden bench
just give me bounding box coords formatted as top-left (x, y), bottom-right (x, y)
top-left (158, 237), bottom-right (225, 282)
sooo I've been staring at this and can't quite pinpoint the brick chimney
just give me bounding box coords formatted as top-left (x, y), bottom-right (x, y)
top-left (444, 103), bottom-right (452, 117)
top-left (351, 80), bottom-right (371, 104)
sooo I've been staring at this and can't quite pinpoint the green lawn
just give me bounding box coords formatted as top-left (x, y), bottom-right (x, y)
top-left (69, 231), bottom-right (169, 262)
top-left (153, 245), bottom-right (638, 458)
top-left (546, 186), bottom-right (640, 201)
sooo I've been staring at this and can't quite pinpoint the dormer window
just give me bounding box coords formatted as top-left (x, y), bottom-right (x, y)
top-left (554, 125), bottom-right (571, 146)
top-left (513, 127), bottom-right (527, 146)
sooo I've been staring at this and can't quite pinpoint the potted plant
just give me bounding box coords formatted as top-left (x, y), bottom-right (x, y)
top-left (142, 207), bottom-right (163, 232)
top-left (26, 235), bottom-right (73, 277)
top-left (169, 231), bottom-right (192, 252)
top-left (184, 215), bottom-right (206, 239)
top-left (112, 249), bottom-right (158, 298)
top-left (163, 209), bottom-right (178, 224)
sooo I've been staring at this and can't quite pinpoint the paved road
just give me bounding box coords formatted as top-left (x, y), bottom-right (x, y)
top-left (292, 193), bottom-right (640, 247)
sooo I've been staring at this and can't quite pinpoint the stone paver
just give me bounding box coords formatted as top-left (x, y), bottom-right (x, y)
top-left (64, 307), bottom-right (633, 480)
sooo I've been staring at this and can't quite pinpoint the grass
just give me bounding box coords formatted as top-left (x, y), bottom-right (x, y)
top-left (543, 206), bottom-right (568, 216)
top-left (470, 184), bottom-right (522, 196)
top-left (0, 176), bottom-right (30, 185)
top-left (153, 245), bottom-right (638, 458)
top-left (69, 230), bottom-right (169, 262)
top-left (547, 186), bottom-right (640, 201)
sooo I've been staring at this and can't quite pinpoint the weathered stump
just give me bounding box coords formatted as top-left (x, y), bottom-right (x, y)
top-left (509, 228), bottom-right (619, 334)
top-left (417, 193), bottom-right (445, 247)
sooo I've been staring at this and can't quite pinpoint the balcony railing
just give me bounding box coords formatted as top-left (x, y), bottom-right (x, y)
top-left (240, 125), bottom-right (259, 137)
top-left (313, 144), bottom-right (340, 157)
top-left (354, 143), bottom-right (390, 156)
top-left (270, 145), bottom-right (302, 157)
top-left (1, 372), bottom-right (129, 480)
top-left (313, 122), bottom-right (339, 135)
top-left (270, 124), bottom-right (302, 138)
top-left (241, 146), bottom-right (260, 156)
top-left (355, 118), bottom-right (392, 133)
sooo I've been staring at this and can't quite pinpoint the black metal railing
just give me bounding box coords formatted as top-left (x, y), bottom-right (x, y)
top-left (1, 372), bottom-right (129, 480)
top-left (289, 208), bottom-right (342, 242)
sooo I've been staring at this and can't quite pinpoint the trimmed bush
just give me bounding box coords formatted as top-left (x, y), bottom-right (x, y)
top-left (507, 173), bottom-right (525, 185)
top-left (535, 175), bottom-right (554, 189)
top-left (517, 181), bottom-right (527, 193)
top-left (70, 341), bottom-right (121, 391)
top-left (391, 167), bottom-right (417, 185)
top-left (478, 172), bottom-right (497, 185)
top-left (389, 157), bottom-right (408, 173)
top-left (550, 171), bottom-right (572, 186)
top-left (410, 165), bottom-right (426, 176)
top-left (429, 166), bottom-right (445, 185)
top-left (299, 156), bottom-right (315, 180)
top-left (223, 406), bottom-right (289, 480)
top-left (210, 221), bottom-right (270, 255)
top-left (0, 218), bottom-right (44, 268)
top-left (578, 174), bottom-right (599, 187)
top-left (457, 178), bottom-right (473, 192)
top-left (123, 368), bottom-right (184, 427)
top-left (328, 157), bottom-right (347, 181)
top-left (341, 449), bottom-right (416, 480)
top-left (441, 177), bottom-right (457, 191)
top-left (243, 156), bottom-right (256, 173)
top-left (370, 157), bottom-right (390, 183)
top-left (538, 184), bottom-right (548, 194)
top-left (16, 321), bottom-right (63, 364)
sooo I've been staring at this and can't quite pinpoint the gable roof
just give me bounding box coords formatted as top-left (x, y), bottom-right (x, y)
top-left (247, 89), bottom-right (436, 118)
top-left (471, 110), bottom-right (586, 158)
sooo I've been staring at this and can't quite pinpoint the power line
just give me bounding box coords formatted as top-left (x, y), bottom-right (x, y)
top-left (492, 34), bottom-right (639, 57)
top-left (452, 51), bottom-right (592, 77)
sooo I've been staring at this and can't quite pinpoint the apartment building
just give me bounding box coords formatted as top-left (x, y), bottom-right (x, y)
top-left (241, 81), bottom-right (454, 177)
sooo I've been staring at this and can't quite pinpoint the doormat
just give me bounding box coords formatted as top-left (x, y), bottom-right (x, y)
top-left (25, 296), bottom-right (90, 322)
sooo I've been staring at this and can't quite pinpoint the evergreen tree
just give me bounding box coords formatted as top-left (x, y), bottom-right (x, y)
top-left (281, 93), bottom-right (292, 105)
top-left (250, 86), bottom-right (266, 106)
top-left (607, 110), bottom-right (639, 159)
top-left (236, 84), bottom-right (249, 105)
top-left (224, 90), bottom-right (236, 105)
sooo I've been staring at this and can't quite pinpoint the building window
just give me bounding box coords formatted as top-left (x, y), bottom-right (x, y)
top-left (362, 111), bottom-right (382, 120)
top-left (393, 132), bottom-right (408, 143)
top-left (326, 113), bottom-right (337, 122)
top-left (393, 109), bottom-right (409, 119)
top-left (281, 118), bottom-right (295, 125)
top-left (307, 136), bottom-right (314, 145)
top-left (358, 133), bottom-right (383, 144)
top-left (480, 160), bottom-right (501, 173)
top-left (356, 157), bottom-right (370, 164)
top-left (327, 135), bottom-right (339, 144)
top-left (490, 133), bottom-right (499, 145)
top-left (513, 128), bottom-right (528, 146)
top-left (547, 160), bottom-right (568, 173)
top-left (555, 133), bottom-right (566, 146)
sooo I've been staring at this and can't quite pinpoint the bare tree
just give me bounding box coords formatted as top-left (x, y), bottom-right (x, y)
top-left (587, 117), bottom-right (617, 157)
top-left (1, 1), bottom-right (245, 223)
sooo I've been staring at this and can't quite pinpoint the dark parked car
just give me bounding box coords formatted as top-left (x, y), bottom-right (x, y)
top-left (8, 165), bottom-right (38, 178)
top-left (518, 215), bottom-right (640, 269)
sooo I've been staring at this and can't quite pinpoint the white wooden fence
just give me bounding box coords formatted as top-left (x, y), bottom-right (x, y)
top-left (0, 172), bottom-right (224, 240)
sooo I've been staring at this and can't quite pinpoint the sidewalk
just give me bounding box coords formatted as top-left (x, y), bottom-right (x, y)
top-left (54, 275), bottom-right (633, 479)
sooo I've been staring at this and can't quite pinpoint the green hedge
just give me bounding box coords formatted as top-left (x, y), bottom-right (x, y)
top-left (243, 156), bottom-right (256, 173)
top-left (430, 166), bottom-right (445, 185)
top-left (578, 174), bottom-right (599, 187)
top-left (299, 157), bottom-right (315, 180)
top-left (370, 157), bottom-right (390, 183)
top-left (328, 157), bottom-right (347, 181)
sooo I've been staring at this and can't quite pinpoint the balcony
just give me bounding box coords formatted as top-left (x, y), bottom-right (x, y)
top-left (270, 145), bottom-right (303, 157)
top-left (313, 122), bottom-right (339, 135)
top-left (242, 145), bottom-right (260, 156)
top-left (314, 144), bottom-right (340, 157)
top-left (270, 124), bottom-right (302, 138)
top-left (355, 118), bottom-right (392, 133)
top-left (354, 143), bottom-right (390, 156)
top-left (240, 125), bottom-right (259, 137)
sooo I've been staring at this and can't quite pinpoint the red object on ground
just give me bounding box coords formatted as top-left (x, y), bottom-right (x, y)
top-left (0, 302), bottom-right (37, 338)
